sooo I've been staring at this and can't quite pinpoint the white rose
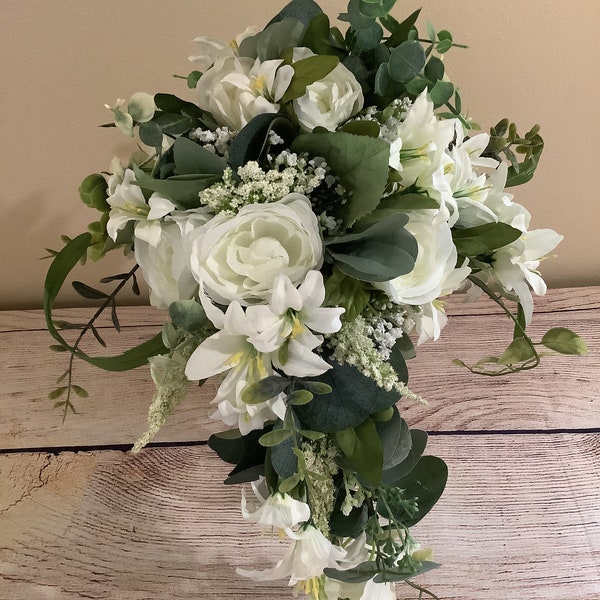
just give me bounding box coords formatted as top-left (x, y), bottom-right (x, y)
top-left (292, 48), bottom-right (364, 131)
top-left (195, 56), bottom-right (294, 131)
top-left (189, 194), bottom-right (323, 305)
top-left (378, 210), bottom-right (470, 306)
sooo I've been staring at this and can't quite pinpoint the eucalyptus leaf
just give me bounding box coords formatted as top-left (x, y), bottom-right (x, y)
top-left (266, 0), bottom-right (323, 27)
top-left (139, 121), bottom-right (163, 147)
top-left (373, 561), bottom-right (439, 583)
top-left (79, 174), bottom-right (109, 212)
top-left (358, 0), bottom-right (397, 18)
top-left (292, 131), bottom-right (390, 226)
top-left (382, 429), bottom-right (428, 483)
top-left (172, 136), bottom-right (226, 176)
top-left (388, 41), bottom-right (426, 83)
top-left (324, 561), bottom-right (379, 584)
top-left (378, 191), bottom-right (439, 211)
top-left (336, 418), bottom-right (383, 485)
top-left (429, 79), bottom-right (454, 107)
top-left (374, 63), bottom-right (406, 98)
top-left (377, 407), bottom-right (412, 470)
top-left (242, 376), bottom-right (290, 404)
top-left (259, 429), bottom-right (292, 447)
top-left (387, 455), bottom-right (448, 526)
top-left (293, 358), bottom-right (399, 432)
top-left (281, 55), bottom-right (340, 103)
top-left (168, 299), bottom-right (208, 334)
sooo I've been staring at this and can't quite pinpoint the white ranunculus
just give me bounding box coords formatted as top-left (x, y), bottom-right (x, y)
top-left (380, 210), bottom-right (470, 306)
top-left (133, 220), bottom-right (197, 310)
top-left (189, 193), bottom-right (323, 305)
top-left (292, 48), bottom-right (363, 132)
top-left (195, 56), bottom-right (294, 131)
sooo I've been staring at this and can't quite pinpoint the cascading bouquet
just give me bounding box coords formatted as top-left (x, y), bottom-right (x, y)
top-left (43, 0), bottom-right (587, 598)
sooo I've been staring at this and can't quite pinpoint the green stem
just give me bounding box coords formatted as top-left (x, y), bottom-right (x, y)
top-left (60, 265), bottom-right (139, 421)
top-left (404, 579), bottom-right (440, 600)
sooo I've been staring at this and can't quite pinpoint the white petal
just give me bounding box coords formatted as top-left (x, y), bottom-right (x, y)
top-left (184, 332), bottom-right (246, 380)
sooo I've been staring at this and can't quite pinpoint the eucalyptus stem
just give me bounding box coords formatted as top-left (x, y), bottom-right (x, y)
top-left (404, 579), bottom-right (440, 600)
top-left (59, 265), bottom-right (139, 421)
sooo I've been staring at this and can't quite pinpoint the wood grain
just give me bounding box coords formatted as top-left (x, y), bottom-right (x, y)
top-left (1, 435), bottom-right (598, 599)
top-left (1, 289), bottom-right (598, 450)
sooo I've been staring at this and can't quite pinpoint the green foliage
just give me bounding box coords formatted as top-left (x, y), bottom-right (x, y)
top-left (172, 136), bottom-right (227, 176)
top-left (239, 18), bottom-right (306, 61)
top-left (293, 358), bottom-right (399, 432)
top-left (208, 428), bottom-right (268, 484)
top-left (541, 328), bottom-right (588, 355)
top-left (382, 428), bottom-right (427, 483)
top-left (384, 455), bottom-right (448, 526)
top-left (452, 222), bottom-right (522, 257)
top-left (302, 13), bottom-right (346, 57)
top-left (381, 9), bottom-right (420, 47)
top-left (388, 41), bottom-right (426, 83)
top-left (281, 55), bottom-right (340, 102)
top-left (324, 267), bottom-right (370, 322)
top-left (168, 299), bottom-right (209, 334)
top-left (377, 407), bottom-right (411, 470)
top-left (241, 376), bottom-right (291, 404)
top-left (228, 114), bottom-right (296, 172)
top-left (325, 213), bottom-right (418, 282)
top-left (266, 0), bottom-right (323, 27)
top-left (358, 0), bottom-right (397, 19)
top-left (79, 174), bottom-right (109, 212)
top-left (336, 418), bottom-right (383, 485)
top-left (292, 131), bottom-right (390, 226)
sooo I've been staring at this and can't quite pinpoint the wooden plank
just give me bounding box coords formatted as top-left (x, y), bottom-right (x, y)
top-left (2, 286), bottom-right (598, 333)
top-left (1, 299), bottom-right (598, 450)
top-left (1, 434), bottom-right (598, 599)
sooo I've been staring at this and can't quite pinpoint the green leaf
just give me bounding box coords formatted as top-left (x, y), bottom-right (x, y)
top-left (388, 339), bottom-right (408, 383)
top-left (279, 472), bottom-right (302, 493)
top-left (301, 13), bottom-right (346, 58)
top-left (288, 389), bottom-right (314, 406)
top-left (338, 120), bottom-right (380, 138)
top-left (298, 381), bottom-right (333, 395)
top-left (352, 21), bottom-right (384, 52)
top-left (373, 63), bottom-right (406, 98)
top-left (187, 71), bottom-right (202, 89)
top-left (293, 358), bottom-right (399, 432)
top-left (48, 387), bottom-right (68, 400)
top-left (267, 0), bottom-right (323, 27)
top-left (497, 337), bottom-right (536, 365)
top-left (71, 385), bottom-right (89, 398)
top-left (271, 431), bottom-right (297, 479)
top-left (281, 55), bottom-right (340, 103)
top-left (358, 0), bottom-right (397, 18)
top-left (72, 281), bottom-right (108, 300)
top-left (394, 334), bottom-right (416, 360)
top-left (382, 428), bottom-right (428, 484)
top-left (208, 428), bottom-right (267, 484)
top-left (228, 114), bottom-right (296, 172)
top-left (329, 503), bottom-right (368, 538)
top-left (153, 93), bottom-right (202, 116)
top-left (259, 429), bottom-right (292, 447)
top-left (132, 166), bottom-right (218, 207)
top-left (388, 455), bottom-right (448, 526)
top-left (292, 131), bottom-right (390, 226)
top-left (377, 191), bottom-right (439, 211)
top-left (506, 133), bottom-right (544, 187)
top-left (541, 328), bottom-right (588, 355)
top-left (424, 55), bottom-right (444, 82)
top-left (335, 418), bottom-right (383, 485)
top-left (452, 222), bottom-right (522, 256)
top-left (242, 376), bottom-right (290, 404)
top-left (373, 561), bottom-right (439, 583)
top-left (299, 429), bottom-right (326, 441)
top-left (388, 41), bottom-right (426, 83)
top-left (168, 299), bottom-right (208, 334)
top-left (152, 112), bottom-right (194, 135)
top-left (326, 213), bottom-right (418, 282)
top-left (172, 136), bottom-right (226, 176)
top-left (429, 79), bottom-right (454, 108)
top-left (138, 121), bottom-right (163, 147)
top-left (382, 9), bottom-right (421, 47)
top-left (241, 18), bottom-right (306, 61)
top-left (377, 407), bottom-right (411, 470)
top-left (324, 561), bottom-right (379, 584)
top-left (79, 174), bottom-right (109, 212)
top-left (324, 267), bottom-right (370, 322)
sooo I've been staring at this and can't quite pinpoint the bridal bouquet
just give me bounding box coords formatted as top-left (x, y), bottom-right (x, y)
top-left (43, 1), bottom-right (587, 598)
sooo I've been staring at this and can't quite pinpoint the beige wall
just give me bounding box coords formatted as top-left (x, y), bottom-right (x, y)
top-left (2, 0), bottom-right (599, 309)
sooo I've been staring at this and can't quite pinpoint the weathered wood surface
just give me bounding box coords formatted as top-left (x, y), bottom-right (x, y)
top-left (1, 287), bottom-right (598, 449)
top-left (1, 435), bottom-right (598, 599)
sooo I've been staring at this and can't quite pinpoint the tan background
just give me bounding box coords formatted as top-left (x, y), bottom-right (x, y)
top-left (2, 0), bottom-right (599, 309)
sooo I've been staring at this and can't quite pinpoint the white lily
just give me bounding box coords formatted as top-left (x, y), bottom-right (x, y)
top-left (324, 577), bottom-right (396, 600)
top-left (245, 271), bottom-right (344, 377)
top-left (106, 168), bottom-right (176, 242)
top-left (184, 299), bottom-right (284, 434)
top-left (237, 525), bottom-right (346, 586)
top-left (491, 228), bottom-right (563, 324)
top-left (241, 479), bottom-right (310, 530)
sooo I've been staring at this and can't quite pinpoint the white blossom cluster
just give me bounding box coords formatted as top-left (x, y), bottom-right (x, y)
top-left (189, 125), bottom-right (235, 156)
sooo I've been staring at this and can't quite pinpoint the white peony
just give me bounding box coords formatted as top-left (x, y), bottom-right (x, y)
top-left (292, 48), bottom-right (364, 131)
top-left (188, 193), bottom-right (323, 305)
top-left (195, 56), bottom-right (294, 131)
